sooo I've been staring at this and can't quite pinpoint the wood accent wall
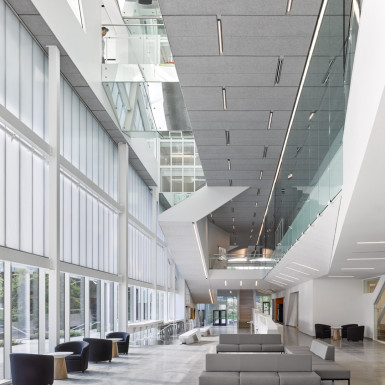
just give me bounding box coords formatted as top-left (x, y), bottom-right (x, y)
top-left (238, 290), bottom-right (254, 328)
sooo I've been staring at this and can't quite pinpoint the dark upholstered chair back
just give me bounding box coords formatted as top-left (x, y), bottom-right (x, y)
top-left (106, 331), bottom-right (130, 354)
top-left (55, 341), bottom-right (90, 372)
top-left (315, 324), bottom-right (331, 339)
top-left (83, 338), bottom-right (112, 362)
top-left (347, 325), bottom-right (365, 341)
top-left (10, 353), bottom-right (54, 385)
top-left (341, 324), bottom-right (358, 338)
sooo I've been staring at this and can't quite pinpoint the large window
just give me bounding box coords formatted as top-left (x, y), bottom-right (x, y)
top-left (89, 279), bottom-right (101, 338)
top-left (11, 264), bottom-right (39, 353)
top-left (105, 282), bottom-right (114, 334)
top-left (69, 276), bottom-right (85, 340)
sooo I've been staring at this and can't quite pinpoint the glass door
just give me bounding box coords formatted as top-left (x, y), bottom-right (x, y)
top-left (213, 310), bottom-right (227, 326)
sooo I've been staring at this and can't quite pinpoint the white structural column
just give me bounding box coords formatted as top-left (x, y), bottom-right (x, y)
top-left (4, 261), bottom-right (11, 378)
top-left (118, 143), bottom-right (129, 331)
top-left (151, 187), bottom-right (158, 320)
top-left (47, 45), bottom-right (61, 352)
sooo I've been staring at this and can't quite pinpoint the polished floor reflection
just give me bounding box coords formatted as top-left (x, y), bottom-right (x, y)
top-left (61, 326), bottom-right (385, 385)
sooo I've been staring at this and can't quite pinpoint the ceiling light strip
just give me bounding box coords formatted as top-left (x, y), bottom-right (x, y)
top-left (222, 87), bottom-right (227, 110)
top-left (217, 18), bottom-right (223, 54)
top-left (209, 288), bottom-right (214, 304)
top-left (259, 170), bottom-right (263, 180)
top-left (193, 222), bottom-right (208, 279)
top-left (292, 262), bottom-right (319, 271)
top-left (267, 111), bottom-right (273, 129)
top-left (257, 0), bottom-right (329, 245)
top-left (263, 146), bottom-right (268, 158)
top-left (328, 275), bottom-right (355, 278)
top-left (357, 241), bottom-right (385, 245)
top-left (279, 273), bottom-right (299, 280)
top-left (341, 267), bottom-right (375, 270)
top-left (286, 267), bottom-right (310, 276)
top-left (227, 159), bottom-right (231, 171)
top-left (347, 257), bottom-right (385, 261)
top-left (287, 0), bottom-right (293, 13)
top-left (271, 279), bottom-right (287, 286)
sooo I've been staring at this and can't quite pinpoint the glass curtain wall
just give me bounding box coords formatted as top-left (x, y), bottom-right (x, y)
top-left (69, 276), bottom-right (85, 340)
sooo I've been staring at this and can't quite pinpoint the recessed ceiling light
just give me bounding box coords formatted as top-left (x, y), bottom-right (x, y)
top-left (225, 130), bottom-right (230, 145)
top-left (267, 111), bottom-right (273, 130)
top-left (286, 0), bottom-right (293, 13)
top-left (222, 87), bottom-right (227, 110)
top-left (230, 290), bottom-right (232, 294)
top-left (276, 276), bottom-right (294, 283)
top-left (286, 267), bottom-right (310, 276)
top-left (263, 146), bottom-right (268, 158)
top-left (251, 229), bottom-right (254, 233)
top-left (232, 217), bottom-right (235, 222)
top-left (250, 235), bottom-right (252, 239)
top-left (309, 111), bottom-right (316, 120)
top-left (193, 222), bottom-right (208, 279)
top-left (347, 257), bottom-right (385, 261)
top-left (225, 280), bottom-right (227, 286)
top-left (328, 276), bottom-right (355, 278)
top-left (357, 241), bottom-right (385, 244)
top-left (275, 57), bottom-right (284, 84)
top-left (240, 280), bottom-right (242, 286)
top-left (255, 202), bottom-right (258, 207)
top-left (227, 159), bottom-right (231, 171)
top-left (271, 279), bottom-right (287, 286)
top-left (292, 262), bottom-right (319, 271)
top-left (288, 172), bottom-right (293, 179)
top-left (217, 18), bottom-right (223, 54)
top-left (255, 281), bottom-right (258, 286)
top-left (259, 170), bottom-right (263, 180)
top-left (341, 267), bottom-right (375, 270)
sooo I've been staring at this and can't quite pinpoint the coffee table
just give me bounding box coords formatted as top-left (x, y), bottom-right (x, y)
top-left (106, 338), bottom-right (122, 357)
top-left (45, 351), bottom-right (73, 380)
top-left (331, 326), bottom-right (342, 341)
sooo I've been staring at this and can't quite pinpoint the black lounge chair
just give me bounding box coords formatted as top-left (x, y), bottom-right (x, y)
top-left (55, 341), bottom-right (90, 372)
top-left (106, 332), bottom-right (130, 354)
top-left (83, 338), bottom-right (112, 362)
top-left (347, 325), bottom-right (365, 341)
top-left (341, 324), bottom-right (358, 339)
top-left (10, 353), bottom-right (54, 385)
top-left (315, 323), bottom-right (331, 339)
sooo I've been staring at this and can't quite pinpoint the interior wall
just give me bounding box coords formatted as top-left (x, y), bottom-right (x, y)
top-left (208, 221), bottom-right (230, 256)
top-left (286, 292), bottom-right (298, 328)
top-left (313, 278), bottom-right (364, 331)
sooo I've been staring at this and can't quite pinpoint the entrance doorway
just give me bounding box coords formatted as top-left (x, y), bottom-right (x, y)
top-left (213, 310), bottom-right (227, 326)
top-left (263, 301), bottom-right (270, 315)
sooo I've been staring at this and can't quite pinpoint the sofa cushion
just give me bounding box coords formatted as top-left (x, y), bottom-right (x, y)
top-left (217, 344), bottom-right (239, 353)
top-left (219, 335), bottom-right (240, 344)
top-left (199, 372), bottom-right (239, 385)
top-left (240, 354), bottom-right (279, 372)
top-left (240, 372), bottom-right (279, 385)
top-left (239, 344), bottom-right (262, 352)
top-left (238, 334), bottom-right (281, 345)
top-left (277, 354), bottom-right (312, 372)
top-left (312, 363), bottom-right (350, 380)
top-left (279, 372), bottom-right (321, 385)
top-left (206, 354), bottom-right (241, 372)
top-left (310, 340), bottom-right (335, 361)
top-left (262, 344), bottom-right (285, 352)
top-left (284, 346), bottom-right (311, 355)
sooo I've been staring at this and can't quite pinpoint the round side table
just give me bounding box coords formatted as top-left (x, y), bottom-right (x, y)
top-left (45, 351), bottom-right (73, 380)
top-left (106, 338), bottom-right (123, 357)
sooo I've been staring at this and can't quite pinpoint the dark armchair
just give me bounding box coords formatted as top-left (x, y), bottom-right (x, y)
top-left (347, 325), bottom-right (365, 341)
top-left (55, 341), bottom-right (89, 372)
top-left (83, 338), bottom-right (112, 362)
top-left (10, 353), bottom-right (54, 385)
top-left (106, 332), bottom-right (130, 354)
top-left (341, 324), bottom-right (358, 339)
top-left (315, 323), bottom-right (331, 339)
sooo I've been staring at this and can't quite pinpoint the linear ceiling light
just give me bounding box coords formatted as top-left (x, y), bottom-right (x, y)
top-left (255, 202), bottom-right (258, 207)
top-left (225, 280), bottom-right (227, 286)
top-left (222, 87), bottom-right (227, 110)
top-left (209, 288), bottom-right (214, 304)
top-left (225, 130), bottom-right (230, 145)
top-left (286, 0), bottom-right (293, 13)
top-left (227, 159), bottom-right (231, 170)
top-left (308, 111), bottom-right (316, 120)
top-left (232, 217), bottom-right (235, 222)
top-left (271, 279), bottom-right (287, 286)
top-left (279, 273), bottom-right (299, 280)
top-left (353, 0), bottom-right (360, 24)
top-left (259, 170), bottom-right (263, 180)
top-left (341, 267), bottom-right (375, 270)
top-left (240, 280), bottom-right (242, 286)
top-left (192, 222), bottom-right (208, 279)
top-left (232, 225), bottom-right (235, 230)
top-left (255, 280), bottom-right (258, 286)
top-left (257, 0), bottom-right (329, 245)
top-left (275, 57), bottom-right (284, 84)
top-left (292, 262), bottom-right (319, 271)
top-left (357, 241), bottom-right (385, 245)
top-left (263, 146), bottom-right (268, 158)
top-left (328, 275), bottom-right (355, 278)
top-left (217, 18), bottom-right (223, 54)
top-left (286, 267), bottom-right (310, 276)
top-left (347, 257), bottom-right (385, 261)
top-left (267, 111), bottom-right (273, 129)
top-left (276, 276), bottom-right (294, 283)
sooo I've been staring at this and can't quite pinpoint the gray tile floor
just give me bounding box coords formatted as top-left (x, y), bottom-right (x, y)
top-left (62, 326), bottom-right (385, 384)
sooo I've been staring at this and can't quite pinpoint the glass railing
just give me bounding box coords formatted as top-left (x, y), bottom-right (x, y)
top-left (259, 0), bottom-right (360, 259)
top-left (209, 254), bottom-right (278, 271)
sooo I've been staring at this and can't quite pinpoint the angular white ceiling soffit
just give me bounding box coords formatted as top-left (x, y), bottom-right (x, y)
top-left (159, 186), bottom-right (248, 302)
top-left (264, 195), bottom-right (342, 289)
top-left (158, 0), bottom-right (323, 248)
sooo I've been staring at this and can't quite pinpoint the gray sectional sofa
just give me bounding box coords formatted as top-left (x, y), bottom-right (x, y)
top-left (216, 334), bottom-right (284, 353)
top-left (199, 353), bottom-right (321, 385)
top-left (285, 340), bottom-right (350, 384)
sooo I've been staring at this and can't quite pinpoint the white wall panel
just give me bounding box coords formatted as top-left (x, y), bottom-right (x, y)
top-left (32, 42), bottom-right (45, 139)
top-left (92, 198), bottom-right (99, 269)
top-left (71, 183), bottom-right (79, 265)
top-left (0, 0), bottom-right (5, 106)
top-left (32, 154), bottom-right (44, 256)
top-left (0, 129), bottom-right (5, 245)
top-left (86, 194), bottom-right (93, 268)
top-left (79, 103), bottom-right (87, 175)
top-left (63, 82), bottom-right (72, 161)
top-left (71, 94), bottom-right (80, 168)
top-left (63, 175), bottom-right (72, 263)
top-left (79, 188), bottom-right (86, 267)
top-left (20, 28), bottom-right (33, 129)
